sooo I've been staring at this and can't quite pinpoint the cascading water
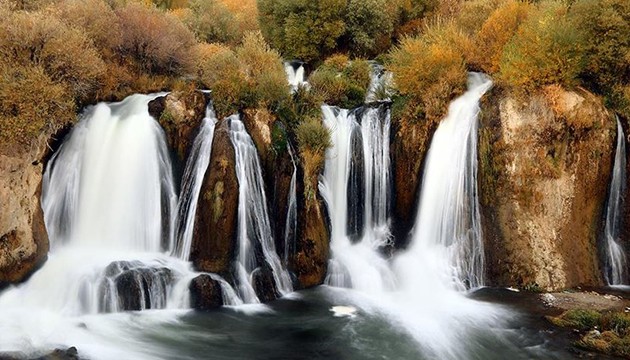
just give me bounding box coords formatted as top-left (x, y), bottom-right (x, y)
top-left (228, 115), bottom-right (293, 302)
top-left (602, 117), bottom-right (628, 285)
top-left (321, 73), bottom-right (512, 358)
top-left (284, 61), bottom-right (308, 92)
top-left (283, 144), bottom-right (298, 266)
top-left (0, 94), bottom-right (238, 358)
top-left (173, 106), bottom-right (217, 260)
top-left (320, 105), bottom-right (395, 291)
top-left (407, 73), bottom-right (489, 290)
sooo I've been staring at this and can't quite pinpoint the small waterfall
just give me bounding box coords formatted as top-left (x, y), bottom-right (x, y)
top-left (228, 115), bottom-right (293, 302)
top-left (320, 104), bottom-right (395, 292)
top-left (1, 94), bottom-right (247, 320)
top-left (173, 106), bottom-right (218, 260)
top-left (405, 73), bottom-right (491, 290)
top-left (284, 61), bottom-right (308, 92)
top-left (42, 94), bottom-right (178, 252)
top-left (283, 144), bottom-right (298, 266)
top-left (603, 117), bottom-right (628, 285)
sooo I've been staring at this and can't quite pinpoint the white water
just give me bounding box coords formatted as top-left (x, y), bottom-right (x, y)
top-left (603, 117), bottom-right (628, 285)
top-left (321, 73), bottom-right (509, 358)
top-left (284, 61), bottom-right (308, 92)
top-left (0, 94), bottom-right (245, 359)
top-left (284, 144), bottom-right (298, 266)
top-left (228, 115), bottom-right (293, 302)
top-left (173, 106), bottom-right (217, 260)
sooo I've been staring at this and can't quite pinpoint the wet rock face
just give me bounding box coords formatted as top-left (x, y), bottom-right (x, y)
top-left (149, 90), bottom-right (209, 168)
top-left (252, 265), bottom-right (280, 303)
top-left (347, 128), bottom-right (365, 243)
top-left (478, 86), bottom-right (616, 291)
top-left (189, 274), bottom-right (223, 310)
top-left (0, 143), bottom-right (50, 286)
top-left (100, 261), bottom-right (172, 312)
top-left (391, 112), bottom-right (439, 248)
top-left (190, 120), bottom-right (238, 276)
top-left (291, 158), bottom-right (331, 289)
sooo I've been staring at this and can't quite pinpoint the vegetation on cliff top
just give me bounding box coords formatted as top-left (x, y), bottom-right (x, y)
top-left (1, 0), bottom-right (629, 154)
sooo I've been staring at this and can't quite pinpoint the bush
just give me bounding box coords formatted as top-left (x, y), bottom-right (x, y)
top-left (345, 0), bottom-right (395, 57)
top-left (0, 64), bottom-right (75, 151)
top-left (498, 1), bottom-right (586, 92)
top-left (549, 309), bottom-right (602, 330)
top-left (569, 0), bottom-right (630, 92)
top-left (183, 0), bottom-right (241, 45)
top-left (471, 0), bottom-right (532, 74)
top-left (54, 0), bottom-right (123, 56)
top-left (308, 55), bottom-right (371, 109)
top-left (195, 33), bottom-right (288, 117)
top-left (116, 2), bottom-right (196, 75)
top-left (388, 22), bottom-right (468, 121)
top-left (236, 31), bottom-right (289, 108)
top-left (296, 116), bottom-right (332, 155)
top-left (258, 0), bottom-right (346, 63)
top-left (0, 9), bottom-right (105, 102)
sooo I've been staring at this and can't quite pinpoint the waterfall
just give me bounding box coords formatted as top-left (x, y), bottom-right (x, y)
top-left (284, 61), bottom-right (307, 92)
top-left (283, 144), bottom-right (298, 266)
top-left (42, 94), bottom-right (178, 252)
top-left (228, 115), bottom-right (293, 302)
top-left (320, 104), bottom-right (396, 292)
top-left (603, 117), bottom-right (628, 285)
top-left (173, 106), bottom-right (218, 260)
top-left (0, 94), bottom-right (250, 325)
top-left (406, 73), bottom-right (490, 290)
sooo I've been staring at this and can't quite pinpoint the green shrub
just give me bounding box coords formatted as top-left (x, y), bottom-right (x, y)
top-left (602, 312), bottom-right (630, 337)
top-left (296, 116), bottom-right (331, 155)
top-left (569, 0), bottom-right (630, 94)
top-left (258, 0), bottom-right (346, 63)
top-left (308, 55), bottom-right (371, 109)
top-left (195, 32), bottom-right (288, 117)
top-left (549, 309), bottom-right (602, 330)
top-left (498, 1), bottom-right (586, 92)
top-left (345, 0), bottom-right (395, 57)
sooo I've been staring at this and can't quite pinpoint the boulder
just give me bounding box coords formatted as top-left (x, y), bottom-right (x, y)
top-left (0, 134), bottom-right (52, 286)
top-left (190, 120), bottom-right (238, 276)
top-left (189, 274), bottom-right (223, 310)
top-left (252, 265), bottom-right (280, 303)
top-left (149, 90), bottom-right (209, 169)
top-left (478, 86), bottom-right (616, 291)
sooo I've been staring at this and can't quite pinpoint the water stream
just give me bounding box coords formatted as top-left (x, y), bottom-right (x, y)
top-left (603, 117), bottom-right (628, 285)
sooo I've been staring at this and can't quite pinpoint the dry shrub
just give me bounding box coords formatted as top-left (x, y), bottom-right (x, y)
top-left (236, 31), bottom-right (288, 108)
top-left (454, 0), bottom-right (506, 35)
top-left (0, 10), bottom-right (105, 101)
top-left (0, 64), bottom-right (75, 151)
top-left (116, 2), bottom-right (196, 75)
top-left (389, 22), bottom-right (468, 120)
top-left (498, 1), bottom-right (586, 92)
top-left (471, 0), bottom-right (532, 74)
top-left (53, 0), bottom-right (122, 56)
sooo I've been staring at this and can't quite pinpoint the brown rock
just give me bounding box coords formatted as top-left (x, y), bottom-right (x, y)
top-left (291, 149), bottom-right (330, 288)
top-left (189, 274), bottom-right (223, 310)
top-left (0, 142), bottom-right (50, 285)
top-left (190, 120), bottom-right (238, 276)
top-left (479, 86), bottom-right (615, 291)
top-left (391, 109), bottom-right (440, 247)
top-left (150, 90), bottom-right (209, 166)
